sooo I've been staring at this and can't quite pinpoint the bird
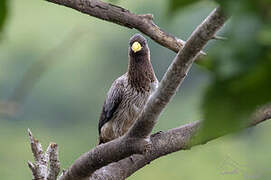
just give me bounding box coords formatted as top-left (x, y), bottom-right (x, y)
top-left (98, 34), bottom-right (158, 144)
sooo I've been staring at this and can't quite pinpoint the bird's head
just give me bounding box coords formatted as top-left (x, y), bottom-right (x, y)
top-left (129, 34), bottom-right (149, 58)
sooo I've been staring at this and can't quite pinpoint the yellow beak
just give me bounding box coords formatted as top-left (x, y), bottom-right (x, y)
top-left (131, 41), bottom-right (142, 53)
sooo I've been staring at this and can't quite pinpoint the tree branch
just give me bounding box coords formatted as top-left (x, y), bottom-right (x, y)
top-left (45, 0), bottom-right (206, 57)
top-left (58, 136), bottom-right (151, 180)
top-left (91, 104), bottom-right (271, 180)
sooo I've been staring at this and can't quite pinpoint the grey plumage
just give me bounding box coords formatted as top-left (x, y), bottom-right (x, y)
top-left (98, 34), bottom-right (158, 144)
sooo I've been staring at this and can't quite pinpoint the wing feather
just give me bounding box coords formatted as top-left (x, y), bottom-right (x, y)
top-left (98, 78), bottom-right (124, 134)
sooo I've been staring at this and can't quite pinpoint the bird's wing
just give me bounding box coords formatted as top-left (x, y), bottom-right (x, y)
top-left (98, 78), bottom-right (124, 134)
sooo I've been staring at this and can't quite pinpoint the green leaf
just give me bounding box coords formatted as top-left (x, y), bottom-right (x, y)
top-left (0, 0), bottom-right (7, 34)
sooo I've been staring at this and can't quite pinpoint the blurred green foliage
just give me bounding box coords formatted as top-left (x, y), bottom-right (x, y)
top-left (199, 0), bottom-right (271, 140)
top-left (168, 0), bottom-right (271, 141)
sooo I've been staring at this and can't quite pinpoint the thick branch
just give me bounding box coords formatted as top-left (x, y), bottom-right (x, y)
top-left (56, 7), bottom-right (226, 180)
top-left (45, 0), bottom-right (206, 57)
top-left (58, 137), bottom-right (149, 180)
top-left (91, 104), bottom-right (271, 180)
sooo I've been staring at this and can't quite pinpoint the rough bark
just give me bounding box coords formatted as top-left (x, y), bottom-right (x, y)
top-left (58, 137), bottom-right (150, 180)
top-left (45, 0), bottom-right (206, 57)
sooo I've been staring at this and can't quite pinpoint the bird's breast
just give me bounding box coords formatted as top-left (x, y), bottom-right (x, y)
top-left (111, 85), bottom-right (150, 136)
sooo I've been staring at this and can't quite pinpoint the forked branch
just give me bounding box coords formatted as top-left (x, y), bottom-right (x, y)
top-left (27, 129), bottom-right (60, 180)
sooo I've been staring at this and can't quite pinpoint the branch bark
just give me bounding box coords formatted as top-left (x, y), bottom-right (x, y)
top-left (45, 0), bottom-right (206, 57)
top-left (58, 136), bottom-right (150, 180)
top-left (91, 104), bottom-right (271, 180)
